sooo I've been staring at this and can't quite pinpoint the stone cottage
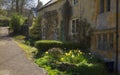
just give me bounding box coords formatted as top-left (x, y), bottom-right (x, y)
top-left (91, 0), bottom-right (120, 72)
top-left (37, 0), bottom-right (120, 73)
top-left (38, 0), bottom-right (96, 41)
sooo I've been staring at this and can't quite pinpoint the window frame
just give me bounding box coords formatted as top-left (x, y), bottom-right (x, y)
top-left (97, 33), bottom-right (114, 51)
top-left (106, 0), bottom-right (111, 11)
top-left (71, 18), bottom-right (79, 34)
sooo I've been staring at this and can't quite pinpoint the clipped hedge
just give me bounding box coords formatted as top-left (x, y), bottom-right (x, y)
top-left (0, 19), bottom-right (10, 26)
top-left (35, 40), bottom-right (82, 53)
top-left (35, 40), bottom-right (63, 52)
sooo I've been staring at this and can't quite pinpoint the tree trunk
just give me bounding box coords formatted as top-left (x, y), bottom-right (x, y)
top-left (16, 0), bottom-right (19, 13)
top-left (20, 0), bottom-right (25, 15)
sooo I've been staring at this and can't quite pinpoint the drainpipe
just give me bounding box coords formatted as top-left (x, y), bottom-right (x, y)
top-left (115, 0), bottom-right (119, 74)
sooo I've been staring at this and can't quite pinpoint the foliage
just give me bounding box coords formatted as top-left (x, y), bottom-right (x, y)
top-left (61, 0), bottom-right (72, 20)
top-left (35, 40), bottom-right (83, 55)
top-left (35, 49), bottom-right (107, 75)
top-left (61, 0), bottom-right (72, 40)
top-left (0, 19), bottom-right (10, 26)
top-left (42, 10), bottom-right (58, 40)
top-left (0, 0), bottom-right (37, 15)
top-left (0, 9), bottom-right (7, 16)
top-left (48, 48), bottom-right (63, 60)
top-left (35, 40), bottom-right (63, 54)
top-left (30, 16), bottom-right (42, 40)
top-left (75, 18), bottom-right (93, 49)
top-left (10, 13), bottom-right (25, 35)
top-left (14, 35), bottom-right (38, 59)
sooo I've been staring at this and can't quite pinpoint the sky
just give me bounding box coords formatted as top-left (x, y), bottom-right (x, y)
top-left (40, 0), bottom-right (50, 5)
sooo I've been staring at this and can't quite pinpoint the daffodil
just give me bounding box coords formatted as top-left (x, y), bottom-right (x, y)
top-left (60, 58), bottom-right (64, 61)
top-left (72, 55), bottom-right (75, 58)
top-left (45, 51), bottom-right (48, 54)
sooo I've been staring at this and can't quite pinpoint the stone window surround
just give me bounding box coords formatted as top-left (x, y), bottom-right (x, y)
top-left (99, 0), bottom-right (111, 14)
top-left (70, 18), bottom-right (79, 34)
top-left (96, 32), bottom-right (114, 50)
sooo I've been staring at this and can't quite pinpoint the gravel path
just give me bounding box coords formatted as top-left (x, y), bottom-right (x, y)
top-left (0, 27), bottom-right (47, 75)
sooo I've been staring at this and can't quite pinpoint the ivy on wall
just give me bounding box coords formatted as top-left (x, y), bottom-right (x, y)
top-left (73, 18), bottom-right (93, 49)
top-left (43, 10), bottom-right (59, 39)
top-left (61, 0), bottom-right (72, 41)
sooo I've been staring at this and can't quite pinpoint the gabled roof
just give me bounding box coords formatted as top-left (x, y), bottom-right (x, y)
top-left (44, 0), bottom-right (58, 7)
top-left (38, 0), bottom-right (58, 11)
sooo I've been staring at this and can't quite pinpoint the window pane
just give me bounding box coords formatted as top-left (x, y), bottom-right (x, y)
top-left (106, 0), bottom-right (110, 11)
top-left (76, 19), bottom-right (79, 32)
top-left (97, 34), bottom-right (103, 50)
top-left (72, 20), bottom-right (75, 33)
top-left (73, 0), bottom-right (78, 5)
top-left (100, 0), bottom-right (104, 13)
top-left (109, 33), bottom-right (113, 50)
top-left (103, 34), bottom-right (107, 50)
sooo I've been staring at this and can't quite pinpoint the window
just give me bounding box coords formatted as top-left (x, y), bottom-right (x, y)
top-left (54, 29), bottom-right (58, 40)
top-left (97, 33), bottom-right (114, 50)
top-left (109, 33), bottom-right (114, 49)
top-left (73, 0), bottom-right (78, 5)
top-left (99, 0), bottom-right (111, 13)
top-left (42, 27), bottom-right (46, 39)
top-left (100, 0), bottom-right (104, 13)
top-left (72, 19), bottom-right (79, 33)
top-left (106, 0), bottom-right (111, 11)
top-left (103, 34), bottom-right (108, 50)
top-left (97, 34), bottom-right (102, 50)
top-left (72, 20), bottom-right (75, 33)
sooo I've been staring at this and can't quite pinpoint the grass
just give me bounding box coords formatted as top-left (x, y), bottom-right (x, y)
top-left (13, 35), bottom-right (38, 60)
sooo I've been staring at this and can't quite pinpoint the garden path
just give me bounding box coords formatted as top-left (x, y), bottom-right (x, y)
top-left (0, 27), bottom-right (46, 75)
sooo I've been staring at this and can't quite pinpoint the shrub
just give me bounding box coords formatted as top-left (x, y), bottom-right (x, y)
top-left (9, 13), bottom-right (25, 35)
top-left (0, 19), bottom-right (10, 26)
top-left (35, 49), bottom-right (107, 75)
top-left (29, 16), bottom-right (42, 40)
top-left (48, 48), bottom-right (63, 60)
top-left (35, 40), bottom-right (83, 54)
top-left (35, 40), bottom-right (63, 53)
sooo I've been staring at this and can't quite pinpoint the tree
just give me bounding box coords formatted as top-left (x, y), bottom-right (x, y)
top-left (0, 0), bottom-right (36, 15)
top-left (10, 13), bottom-right (25, 34)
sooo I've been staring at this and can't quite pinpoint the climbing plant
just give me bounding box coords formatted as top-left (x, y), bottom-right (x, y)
top-left (29, 15), bottom-right (42, 40)
top-left (73, 18), bottom-right (93, 49)
top-left (61, 0), bottom-right (72, 41)
top-left (43, 10), bottom-right (59, 39)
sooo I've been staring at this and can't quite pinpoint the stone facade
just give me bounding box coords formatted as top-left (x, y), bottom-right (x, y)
top-left (91, 0), bottom-right (120, 73)
top-left (38, 0), bottom-right (120, 72)
top-left (38, 0), bottom-right (97, 41)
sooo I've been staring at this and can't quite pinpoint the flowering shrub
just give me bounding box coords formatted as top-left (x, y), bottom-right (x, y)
top-left (35, 49), bottom-right (107, 75)
top-left (60, 50), bottom-right (86, 64)
top-left (48, 48), bottom-right (63, 60)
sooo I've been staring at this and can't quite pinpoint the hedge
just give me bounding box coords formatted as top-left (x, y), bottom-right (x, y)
top-left (0, 19), bottom-right (10, 26)
top-left (35, 40), bottom-right (82, 53)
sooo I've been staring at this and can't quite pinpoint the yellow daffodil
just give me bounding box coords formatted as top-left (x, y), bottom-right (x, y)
top-left (45, 51), bottom-right (48, 54)
top-left (60, 58), bottom-right (64, 61)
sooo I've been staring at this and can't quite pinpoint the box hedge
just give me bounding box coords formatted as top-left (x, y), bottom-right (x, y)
top-left (35, 40), bottom-right (82, 53)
